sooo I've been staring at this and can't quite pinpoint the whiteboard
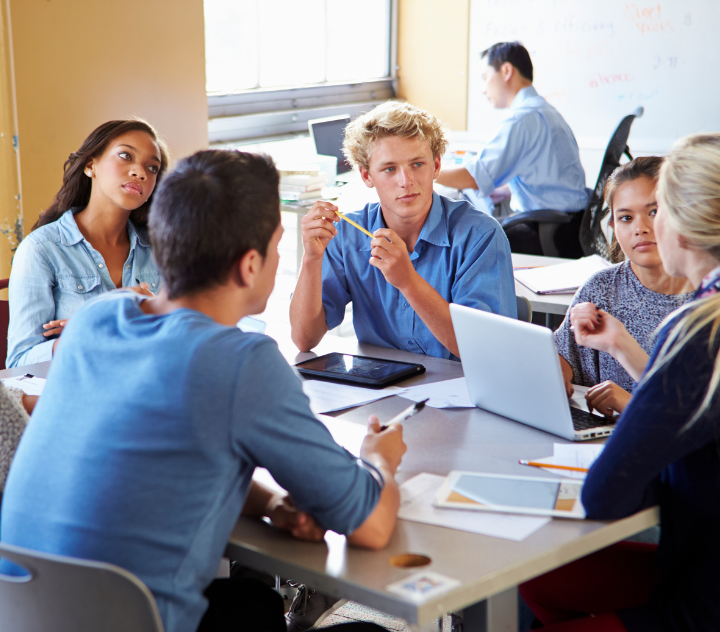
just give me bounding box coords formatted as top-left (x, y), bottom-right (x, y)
top-left (467, 0), bottom-right (720, 156)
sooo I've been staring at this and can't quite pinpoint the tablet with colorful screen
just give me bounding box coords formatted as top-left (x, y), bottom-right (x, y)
top-left (434, 471), bottom-right (585, 519)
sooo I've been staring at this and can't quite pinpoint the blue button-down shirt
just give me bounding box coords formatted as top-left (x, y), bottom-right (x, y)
top-left (322, 193), bottom-right (516, 361)
top-left (7, 208), bottom-right (160, 367)
top-left (463, 86), bottom-right (590, 213)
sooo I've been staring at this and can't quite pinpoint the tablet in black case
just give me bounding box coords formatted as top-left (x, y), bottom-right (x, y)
top-left (295, 353), bottom-right (426, 388)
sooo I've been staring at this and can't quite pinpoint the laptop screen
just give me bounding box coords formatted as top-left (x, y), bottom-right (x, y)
top-left (309, 115), bottom-right (352, 174)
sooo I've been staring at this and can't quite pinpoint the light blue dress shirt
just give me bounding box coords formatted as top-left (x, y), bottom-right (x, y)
top-left (7, 208), bottom-right (160, 367)
top-left (1, 293), bottom-right (381, 632)
top-left (463, 86), bottom-right (590, 213)
top-left (322, 193), bottom-right (517, 361)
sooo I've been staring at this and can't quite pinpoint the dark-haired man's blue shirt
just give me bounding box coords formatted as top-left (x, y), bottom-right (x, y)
top-left (463, 86), bottom-right (589, 213)
top-left (321, 193), bottom-right (516, 360)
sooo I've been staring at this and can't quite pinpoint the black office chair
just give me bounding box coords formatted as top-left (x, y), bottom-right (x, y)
top-left (500, 106), bottom-right (644, 259)
top-left (579, 106), bottom-right (644, 259)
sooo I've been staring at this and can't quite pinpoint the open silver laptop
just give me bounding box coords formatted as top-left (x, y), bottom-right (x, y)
top-left (450, 303), bottom-right (615, 441)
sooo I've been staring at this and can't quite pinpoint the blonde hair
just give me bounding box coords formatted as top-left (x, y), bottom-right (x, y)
top-left (644, 133), bottom-right (720, 427)
top-left (342, 100), bottom-right (448, 171)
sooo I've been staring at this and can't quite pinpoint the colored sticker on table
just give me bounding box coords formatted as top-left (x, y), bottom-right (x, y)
top-left (386, 571), bottom-right (460, 602)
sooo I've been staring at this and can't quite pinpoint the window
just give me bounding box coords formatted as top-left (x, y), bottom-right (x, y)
top-left (205, 0), bottom-right (396, 142)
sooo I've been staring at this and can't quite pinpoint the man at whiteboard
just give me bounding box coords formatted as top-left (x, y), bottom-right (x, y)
top-left (436, 42), bottom-right (589, 257)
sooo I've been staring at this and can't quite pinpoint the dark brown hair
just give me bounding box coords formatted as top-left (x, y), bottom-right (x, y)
top-left (603, 156), bottom-right (664, 263)
top-left (33, 119), bottom-right (170, 231)
top-left (148, 150), bottom-right (280, 299)
top-left (481, 42), bottom-right (533, 82)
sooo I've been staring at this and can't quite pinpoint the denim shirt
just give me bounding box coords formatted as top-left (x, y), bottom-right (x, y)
top-left (7, 208), bottom-right (160, 367)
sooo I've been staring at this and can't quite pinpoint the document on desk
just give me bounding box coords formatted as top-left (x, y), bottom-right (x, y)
top-left (1, 374), bottom-right (46, 397)
top-left (401, 378), bottom-right (475, 409)
top-left (301, 380), bottom-right (406, 414)
top-left (399, 473), bottom-right (549, 541)
top-left (514, 254), bottom-right (611, 294)
top-left (530, 443), bottom-right (605, 480)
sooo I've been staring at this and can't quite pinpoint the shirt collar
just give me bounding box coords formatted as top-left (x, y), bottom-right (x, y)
top-left (58, 207), bottom-right (149, 249)
top-left (695, 265), bottom-right (720, 299)
top-left (509, 85), bottom-right (539, 110)
top-left (358, 193), bottom-right (449, 252)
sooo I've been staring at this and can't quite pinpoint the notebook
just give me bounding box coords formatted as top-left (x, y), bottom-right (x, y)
top-left (450, 303), bottom-right (615, 441)
top-left (514, 255), bottom-right (611, 294)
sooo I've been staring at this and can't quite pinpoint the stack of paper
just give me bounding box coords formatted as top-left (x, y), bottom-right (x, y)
top-left (401, 378), bottom-right (475, 408)
top-left (301, 380), bottom-right (406, 414)
top-left (1, 375), bottom-right (46, 396)
top-left (514, 255), bottom-right (612, 294)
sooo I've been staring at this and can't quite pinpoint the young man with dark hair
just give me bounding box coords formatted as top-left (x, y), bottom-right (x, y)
top-left (0, 150), bottom-right (405, 632)
top-left (436, 41), bottom-right (589, 257)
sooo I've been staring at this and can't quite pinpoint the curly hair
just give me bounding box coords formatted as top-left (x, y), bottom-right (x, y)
top-left (342, 101), bottom-right (448, 171)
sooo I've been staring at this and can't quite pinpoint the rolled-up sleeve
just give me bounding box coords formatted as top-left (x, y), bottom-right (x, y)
top-left (7, 239), bottom-right (57, 367)
top-left (231, 339), bottom-right (381, 534)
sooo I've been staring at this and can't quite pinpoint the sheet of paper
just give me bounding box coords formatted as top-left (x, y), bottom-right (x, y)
top-left (399, 473), bottom-right (549, 541)
top-left (301, 380), bottom-right (406, 414)
top-left (514, 255), bottom-right (611, 294)
top-left (1, 375), bottom-right (46, 397)
top-left (531, 443), bottom-right (605, 480)
top-left (401, 378), bottom-right (475, 409)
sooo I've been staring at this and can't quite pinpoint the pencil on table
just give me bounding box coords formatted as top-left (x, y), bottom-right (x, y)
top-left (518, 460), bottom-right (589, 473)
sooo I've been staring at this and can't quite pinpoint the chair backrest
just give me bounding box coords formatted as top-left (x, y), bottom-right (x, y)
top-left (516, 295), bottom-right (532, 323)
top-left (0, 279), bottom-right (8, 370)
top-left (0, 541), bottom-right (164, 632)
top-left (579, 107), bottom-right (644, 258)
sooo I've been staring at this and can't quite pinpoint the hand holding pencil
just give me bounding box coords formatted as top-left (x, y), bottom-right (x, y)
top-left (300, 201), bottom-right (342, 262)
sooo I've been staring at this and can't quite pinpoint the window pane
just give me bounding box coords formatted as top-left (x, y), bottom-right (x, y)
top-left (327, 0), bottom-right (390, 82)
top-left (257, 0), bottom-right (326, 88)
top-left (205, 0), bottom-right (391, 94)
top-left (205, 0), bottom-right (259, 93)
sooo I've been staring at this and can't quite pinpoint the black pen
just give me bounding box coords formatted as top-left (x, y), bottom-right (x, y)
top-left (380, 398), bottom-right (428, 431)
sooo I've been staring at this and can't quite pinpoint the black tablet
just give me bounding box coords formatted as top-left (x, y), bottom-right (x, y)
top-left (295, 353), bottom-right (426, 388)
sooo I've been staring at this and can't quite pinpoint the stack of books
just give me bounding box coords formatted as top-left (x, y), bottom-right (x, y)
top-left (279, 170), bottom-right (326, 202)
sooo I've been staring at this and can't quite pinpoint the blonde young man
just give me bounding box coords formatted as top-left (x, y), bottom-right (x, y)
top-left (290, 101), bottom-right (516, 361)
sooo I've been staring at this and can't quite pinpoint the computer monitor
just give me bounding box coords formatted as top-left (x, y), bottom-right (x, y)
top-left (308, 115), bottom-right (352, 174)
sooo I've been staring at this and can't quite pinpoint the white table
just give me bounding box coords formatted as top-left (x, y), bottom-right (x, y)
top-left (511, 253), bottom-right (576, 318)
top-left (226, 336), bottom-right (658, 632)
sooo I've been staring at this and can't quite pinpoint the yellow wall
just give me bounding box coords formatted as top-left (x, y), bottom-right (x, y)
top-left (0, 1), bottom-right (21, 284)
top-left (7, 0), bottom-right (209, 233)
top-left (396, 0), bottom-right (470, 130)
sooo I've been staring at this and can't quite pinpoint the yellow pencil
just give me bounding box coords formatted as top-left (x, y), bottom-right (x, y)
top-left (335, 211), bottom-right (375, 239)
top-left (518, 460), bottom-right (589, 473)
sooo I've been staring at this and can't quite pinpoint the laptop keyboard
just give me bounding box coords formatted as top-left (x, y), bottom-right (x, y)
top-left (570, 407), bottom-right (616, 430)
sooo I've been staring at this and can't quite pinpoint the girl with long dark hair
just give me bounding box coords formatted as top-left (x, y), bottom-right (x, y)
top-left (7, 119), bottom-right (169, 367)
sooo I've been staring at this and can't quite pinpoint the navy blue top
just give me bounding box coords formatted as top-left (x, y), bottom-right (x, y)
top-left (583, 287), bottom-right (720, 631)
